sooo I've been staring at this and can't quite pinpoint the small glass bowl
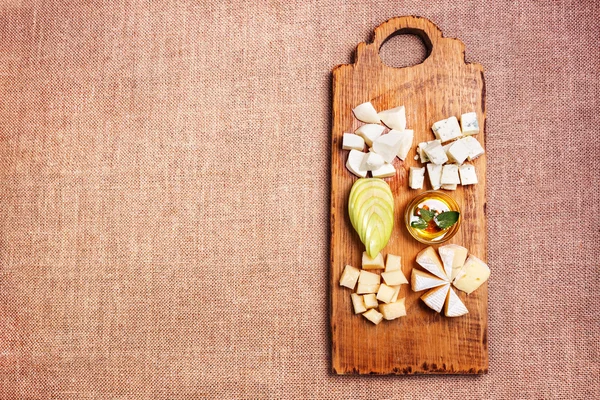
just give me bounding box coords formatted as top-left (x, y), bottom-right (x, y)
top-left (404, 190), bottom-right (461, 245)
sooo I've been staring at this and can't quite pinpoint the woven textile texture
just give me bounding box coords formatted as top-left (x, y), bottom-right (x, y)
top-left (0, 0), bottom-right (598, 398)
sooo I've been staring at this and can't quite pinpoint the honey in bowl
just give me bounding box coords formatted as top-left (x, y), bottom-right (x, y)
top-left (404, 191), bottom-right (461, 244)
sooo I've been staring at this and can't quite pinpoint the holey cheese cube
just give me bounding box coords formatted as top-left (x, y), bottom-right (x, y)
top-left (363, 308), bottom-right (383, 325)
top-left (453, 255), bottom-right (490, 294)
top-left (379, 298), bottom-right (407, 320)
top-left (409, 167), bottom-right (426, 189)
top-left (342, 133), bottom-right (365, 151)
top-left (441, 164), bottom-right (460, 185)
top-left (432, 116), bottom-right (462, 143)
top-left (459, 164), bottom-right (478, 185)
top-left (363, 293), bottom-right (379, 309)
top-left (423, 140), bottom-right (448, 165)
top-left (376, 283), bottom-right (396, 304)
top-left (460, 112), bottom-right (479, 136)
top-left (339, 265), bottom-right (360, 289)
top-left (350, 293), bottom-right (367, 314)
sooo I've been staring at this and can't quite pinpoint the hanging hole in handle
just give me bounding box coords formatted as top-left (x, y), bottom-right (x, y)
top-left (378, 30), bottom-right (432, 68)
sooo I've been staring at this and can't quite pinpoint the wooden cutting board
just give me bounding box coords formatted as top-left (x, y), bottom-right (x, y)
top-left (330, 16), bottom-right (488, 375)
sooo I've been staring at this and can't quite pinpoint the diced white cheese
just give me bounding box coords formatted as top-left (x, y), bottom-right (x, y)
top-left (362, 308), bottom-right (383, 324)
top-left (339, 265), bottom-right (360, 289)
top-left (416, 246), bottom-right (448, 281)
top-left (395, 129), bottom-right (414, 161)
top-left (362, 151), bottom-right (385, 171)
top-left (459, 164), bottom-right (478, 185)
top-left (460, 112), bottom-right (479, 136)
top-left (441, 184), bottom-right (457, 190)
top-left (421, 283), bottom-right (450, 313)
top-left (442, 143), bottom-right (456, 163)
top-left (432, 116), bottom-right (462, 143)
top-left (356, 282), bottom-right (380, 294)
top-left (352, 102), bottom-right (380, 124)
top-left (371, 162), bottom-right (396, 178)
top-left (409, 166), bottom-right (425, 189)
top-left (461, 136), bottom-right (485, 160)
top-left (441, 164), bottom-right (460, 185)
top-left (373, 131), bottom-right (404, 163)
top-left (363, 293), bottom-right (379, 309)
top-left (346, 150), bottom-right (368, 178)
top-left (381, 269), bottom-right (408, 286)
top-left (418, 140), bottom-right (441, 163)
top-left (414, 154), bottom-right (420, 161)
top-left (342, 133), bottom-right (365, 151)
top-left (355, 124), bottom-right (385, 146)
top-left (362, 252), bottom-right (384, 270)
top-left (358, 270), bottom-right (381, 285)
top-left (376, 283), bottom-right (396, 304)
top-left (390, 285), bottom-right (401, 303)
top-left (385, 254), bottom-right (401, 272)
top-left (447, 139), bottom-right (470, 165)
top-left (453, 255), bottom-right (490, 294)
top-left (438, 244), bottom-right (468, 281)
top-left (411, 269), bottom-right (447, 292)
top-left (379, 298), bottom-right (406, 320)
top-left (423, 140), bottom-right (448, 165)
top-left (378, 105), bottom-right (406, 131)
top-left (444, 287), bottom-right (469, 317)
top-left (351, 293), bottom-right (367, 314)
top-left (426, 163), bottom-right (442, 190)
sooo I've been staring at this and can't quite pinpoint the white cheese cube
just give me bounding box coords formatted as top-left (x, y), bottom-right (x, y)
top-left (379, 298), bottom-right (406, 320)
top-left (426, 163), bottom-right (442, 190)
top-left (362, 252), bottom-right (384, 270)
top-left (411, 269), bottom-right (447, 292)
top-left (378, 105), bottom-right (406, 131)
top-left (441, 164), bottom-right (460, 185)
top-left (461, 136), bottom-right (485, 160)
top-left (390, 285), bottom-right (401, 303)
top-left (441, 184), bottom-right (457, 190)
top-left (442, 143), bottom-right (456, 163)
top-left (421, 283), bottom-right (450, 313)
top-left (342, 133), bottom-right (365, 151)
top-left (460, 112), bottom-right (479, 136)
top-left (423, 140), bottom-right (449, 165)
top-left (356, 282), bottom-right (380, 294)
top-left (418, 140), bottom-right (441, 163)
top-left (453, 255), bottom-right (490, 294)
top-left (396, 129), bottom-right (414, 161)
top-left (362, 151), bottom-right (385, 171)
top-left (381, 270), bottom-right (408, 286)
top-left (355, 124), bottom-right (385, 146)
top-left (444, 287), bottom-right (468, 317)
top-left (416, 246), bottom-right (448, 281)
top-left (346, 150), bottom-right (368, 178)
top-left (352, 102), bottom-right (380, 124)
top-left (385, 254), bottom-right (401, 272)
top-left (351, 293), bottom-right (367, 314)
top-left (376, 283), bottom-right (396, 304)
top-left (358, 270), bottom-right (381, 285)
top-left (459, 164), bottom-right (478, 185)
top-left (339, 265), bottom-right (360, 289)
top-left (371, 162), bottom-right (396, 178)
top-left (409, 166), bottom-right (425, 189)
top-left (362, 308), bottom-right (383, 325)
top-left (438, 244), bottom-right (468, 281)
top-left (363, 293), bottom-right (379, 309)
top-left (447, 138), bottom-right (470, 165)
top-left (373, 130), bottom-right (404, 163)
top-left (432, 116), bottom-right (462, 143)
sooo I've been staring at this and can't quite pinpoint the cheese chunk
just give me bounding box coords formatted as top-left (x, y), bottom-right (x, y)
top-left (379, 298), bottom-right (406, 320)
top-left (442, 143), bottom-right (456, 163)
top-left (339, 265), bottom-right (360, 289)
top-left (371, 162), bottom-right (396, 178)
top-left (396, 129), bottom-right (414, 161)
top-left (423, 140), bottom-right (449, 165)
top-left (362, 252), bottom-right (384, 270)
top-left (362, 151), bottom-right (385, 171)
top-left (363, 293), bottom-right (379, 309)
top-left (355, 124), bottom-right (385, 146)
top-left (441, 183), bottom-right (457, 190)
top-left (362, 308), bottom-right (383, 325)
top-left (390, 285), bottom-right (401, 303)
top-left (358, 270), bottom-right (381, 285)
top-left (385, 254), bottom-right (401, 271)
top-left (441, 164), bottom-right (460, 185)
top-left (378, 105), bottom-right (406, 131)
top-left (381, 269), bottom-right (408, 286)
top-left (356, 282), bottom-right (380, 294)
top-left (409, 166), bottom-right (425, 189)
top-left (416, 246), bottom-right (448, 281)
top-left (461, 136), bottom-right (485, 160)
top-left (351, 293), bottom-right (367, 314)
top-left (421, 283), bottom-right (450, 313)
top-left (444, 287), bottom-right (469, 317)
top-left (460, 112), bottom-right (479, 136)
top-left (411, 269), bottom-right (447, 292)
top-left (438, 244), bottom-right (468, 281)
top-left (376, 283), bottom-right (396, 304)
top-left (426, 163), bottom-right (442, 190)
top-left (459, 164), bottom-right (478, 185)
top-left (373, 130), bottom-right (404, 163)
top-left (447, 139), bottom-right (470, 165)
top-left (342, 133), bottom-right (365, 151)
top-left (352, 102), bottom-right (380, 124)
top-left (418, 140), bottom-right (441, 163)
top-left (346, 150), bottom-right (368, 178)
top-left (432, 116), bottom-right (462, 143)
top-left (453, 255), bottom-right (490, 294)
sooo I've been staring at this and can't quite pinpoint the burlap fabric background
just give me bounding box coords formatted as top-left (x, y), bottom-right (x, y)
top-left (0, 0), bottom-right (598, 398)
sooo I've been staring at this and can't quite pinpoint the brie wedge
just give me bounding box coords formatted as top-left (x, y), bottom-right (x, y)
top-left (342, 133), bottom-right (365, 151)
top-left (352, 102), bottom-right (380, 124)
top-left (351, 293), bottom-right (367, 314)
top-left (378, 105), bottom-right (406, 131)
top-left (444, 287), bottom-right (469, 317)
top-left (453, 255), bottom-right (490, 294)
top-left (426, 163), bottom-right (442, 190)
top-left (421, 283), bottom-right (450, 313)
top-left (379, 298), bottom-right (407, 320)
top-left (416, 246), bottom-right (448, 281)
top-left (409, 166), bottom-right (426, 189)
top-left (339, 264), bottom-right (360, 289)
top-left (460, 112), bottom-right (479, 136)
top-left (362, 308), bottom-right (383, 325)
top-left (346, 150), bottom-right (368, 178)
top-left (355, 124), bottom-right (385, 146)
top-left (438, 244), bottom-right (468, 281)
top-left (411, 269), bottom-right (447, 292)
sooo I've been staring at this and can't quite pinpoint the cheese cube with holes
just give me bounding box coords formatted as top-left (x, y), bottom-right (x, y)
top-left (423, 140), bottom-right (449, 165)
top-left (432, 116), bottom-right (462, 143)
top-left (356, 282), bottom-right (380, 294)
top-left (459, 164), bottom-right (478, 185)
top-left (362, 252), bottom-right (384, 270)
top-left (358, 270), bottom-right (380, 285)
top-left (339, 265), bottom-right (360, 289)
top-left (381, 270), bottom-right (408, 286)
top-left (379, 298), bottom-right (407, 320)
top-left (416, 246), bottom-right (448, 281)
top-left (447, 138), bottom-right (470, 165)
top-left (460, 112), bottom-right (479, 136)
top-left (376, 283), bottom-right (396, 304)
top-left (350, 293), bottom-right (367, 314)
top-left (426, 163), bottom-right (442, 190)
top-left (385, 254), bottom-right (401, 271)
top-left (441, 164), bottom-right (460, 185)
top-left (453, 255), bottom-right (490, 294)
top-left (409, 167), bottom-right (426, 189)
top-left (363, 293), bottom-right (379, 309)
top-left (362, 308), bottom-right (383, 325)
top-left (342, 133), bottom-right (365, 151)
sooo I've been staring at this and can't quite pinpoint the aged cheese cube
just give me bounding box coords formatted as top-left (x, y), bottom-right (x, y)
top-left (432, 116), bottom-right (462, 143)
top-left (438, 244), bottom-right (468, 281)
top-left (426, 163), bottom-right (442, 190)
top-left (378, 105), bottom-right (406, 131)
top-left (352, 102), bottom-right (380, 124)
top-left (346, 150), bottom-right (368, 178)
top-left (416, 246), bottom-right (448, 280)
top-left (379, 298), bottom-right (407, 320)
top-left (362, 252), bottom-right (385, 270)
top-left (356, 282), bottom-right (380, 294)
top-left (444, 287), bottom-right (469, 317)
top-left (358, 270), bottom-right (381, 285)
top-left (351, 293), bottom-right (367, 314)
top-left (342, 133), bottom-right (365, 151)
top-left (460, 111), bottom-right (479, 136)
top-left (390, 285), bottom-right (401, 303)
top-left (421, 283), bottom-right (450, 312)
top-left (453, 255), bottom-right (490, 294)
top-left (362, 308), bottom-right (383, 325)
top-left (381, 270), bottom-right (408, 286)
top-left (376, 283), bottom-right (396, 304)
top-left (461, 136), bottom-right (485, 160)
top-left (459, 164), bottom-right (478, 185)
top-left (363, 293), bottom-right (379, 309)
top-left (447, 139), bottom-right (470, 165)
top-left (411, 269), bottom-right (447, 292)
top-left (355, 124), bottom-right (385, 146)
top-left (423, 140), bottom-right (449, 165)
top-left (409, 166), bottom-right (425, 189)
top-left (339, 265), bottom-right (360, 289)
top-left (385, 254), bottom-right (401, 271)
top-left (371, 162), bottom-right (396, 178)
top-left (441, 164), bottom-right (460, 185)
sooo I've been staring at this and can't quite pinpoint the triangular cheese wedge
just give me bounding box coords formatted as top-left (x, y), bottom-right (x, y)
top-left (421, 284), bottom-right (450, 313)
top-left (453, 255), bottom-right (490, 294)
top-left (444, 287), bottom-right (469, 317)
top-left (411, 269), bottom-right (447, 292)
top-left (438, 244), bottom-right (468, 281)
top-left (416, 246), bottom-right (448, 281)
top-left (378, 105), bottom-right (406, 131)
